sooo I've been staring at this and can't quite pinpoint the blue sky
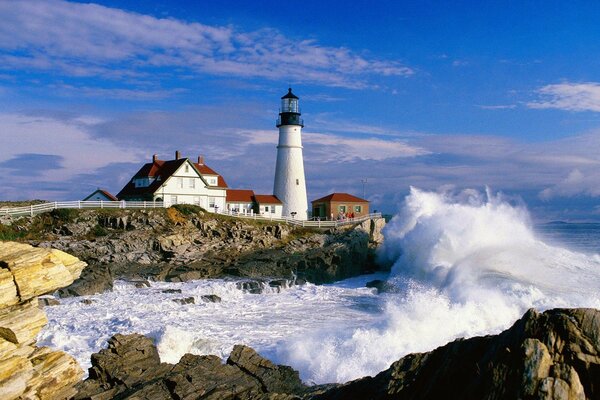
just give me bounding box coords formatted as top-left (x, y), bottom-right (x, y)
top-left (1, 0), bottom-right (600, 220)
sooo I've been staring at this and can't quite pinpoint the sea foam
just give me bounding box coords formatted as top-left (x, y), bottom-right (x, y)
top-left (278, 187), bottom-right (600, 383)
top-left (38, 187), bottom-right (600, 385)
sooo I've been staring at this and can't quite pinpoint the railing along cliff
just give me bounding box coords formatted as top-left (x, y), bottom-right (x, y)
top-left (216, 210), bottom-right (382, 228)
top-left (0, 201), bottom-right (381, 228)
top-left (0, 201), bottom-right (164, 217)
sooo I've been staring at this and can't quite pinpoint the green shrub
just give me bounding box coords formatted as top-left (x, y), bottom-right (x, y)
top-left (92, 224), bottom-right (108, 237)
top-left (171, 204), bottom-right (206, 215)
top-left (0, 224), bottom-right (25, 241)
top-left (50, 208), bottom-right (78, 222)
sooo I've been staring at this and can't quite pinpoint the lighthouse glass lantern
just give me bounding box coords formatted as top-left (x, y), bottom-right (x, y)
top-left (277, 88), bottom-right (303, 127)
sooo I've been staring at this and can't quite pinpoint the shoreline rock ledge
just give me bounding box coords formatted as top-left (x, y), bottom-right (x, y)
top-left (75, 307), bottom-right (600, 400)
top-left (0, 241), bottom-right (87, 400)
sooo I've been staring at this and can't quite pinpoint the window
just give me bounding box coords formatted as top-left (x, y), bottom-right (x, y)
top-left (209, 197), bottom-right (216, 208)
top-left (171, 195), bottom-right (178, 205)
top-left (193, 196), bottom-right (200, 205)
top-left (339, 205), bottom-right (346, 213)
top-left (188, 178), bottom-right (195, 188)
top-left (178, 177), bottom-right (183, 188)
top-left (296, 179), bottom-right (299, 185)
top-left (185, 165), bottom-right (189, 173)
top-left (271, 206), bottom-right (276, 213)
top-left (354, 205), bottom-right (362, 212)
top-left (264, 206), bottom-right (269, 212)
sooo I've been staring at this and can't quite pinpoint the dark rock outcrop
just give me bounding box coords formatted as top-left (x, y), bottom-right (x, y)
top-left (73, 308), bottom-right (600, 400)
top-left (16, 209), bottom-right (386, 296)
top-left (75, 334), bottom-right (308, 400)
top-left (315, 308), bottom-right (600, 400)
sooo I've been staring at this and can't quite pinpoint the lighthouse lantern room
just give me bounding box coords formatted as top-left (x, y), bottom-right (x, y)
top-left (273, 88), bottom-right (308, 220)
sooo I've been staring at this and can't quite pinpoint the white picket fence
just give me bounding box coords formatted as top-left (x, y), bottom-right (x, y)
top-left (0, 200), bottom-right (164, 217)
top-left (0, 200), bottom-right (382, 228)
top-left (216, 210), bottom-right (382, 228)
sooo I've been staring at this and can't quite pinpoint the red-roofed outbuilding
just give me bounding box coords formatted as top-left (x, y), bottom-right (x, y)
top-left (311, 193), bottom-right (369, 220)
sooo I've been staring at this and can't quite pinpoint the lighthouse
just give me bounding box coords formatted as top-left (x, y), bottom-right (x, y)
top-left (273, 88), bottom-right (308, 220)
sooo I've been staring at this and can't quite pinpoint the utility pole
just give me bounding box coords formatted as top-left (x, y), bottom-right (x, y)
top-left (361, 178), bottom-right (368, 199)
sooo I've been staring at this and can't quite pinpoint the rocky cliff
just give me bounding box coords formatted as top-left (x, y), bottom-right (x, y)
top-left (73, 307), bottom-right (600, 400)
top-left (0, 242), bottom-right (86, 400)
top-left (315, 308), bottom-right (600, 400)
top-left (2, 207), bottom-right (386, 296)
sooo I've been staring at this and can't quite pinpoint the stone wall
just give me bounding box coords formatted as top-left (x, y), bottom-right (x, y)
top-left (0, 242), bottom-right (86, 400)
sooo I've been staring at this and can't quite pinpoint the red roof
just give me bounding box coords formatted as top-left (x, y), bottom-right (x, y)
top-left (253, 194), bottom-right (282, 204)
top-left (83, 189), bottom-right (118, 201)
top-left (193, 163), bottom-right (228, 188)
top-left (226, 189), bottom-right (255, 203)
top-left (117, 156), bottom-right (228, 199)
top-left (311, 193), bottom-right (368, 204)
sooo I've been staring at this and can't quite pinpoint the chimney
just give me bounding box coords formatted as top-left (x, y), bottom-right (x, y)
top-left (175, 150), bottom-right (181, 160)
top-left (152, 154), bottom-right (158, 162)
top-left (197, 155), bottom-right (204, 165)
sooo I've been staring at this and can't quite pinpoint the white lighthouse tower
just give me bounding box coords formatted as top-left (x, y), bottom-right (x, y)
top-left (273, 88), bottom-right (308, 220)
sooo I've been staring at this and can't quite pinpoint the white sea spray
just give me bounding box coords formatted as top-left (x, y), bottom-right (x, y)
top-left (38, 187), bottom-right (600, 384)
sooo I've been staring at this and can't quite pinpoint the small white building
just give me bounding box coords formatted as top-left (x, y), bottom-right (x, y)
top-left (117, 152), bottom-right (227, 212)
top-left (226, 189), bottom-right (255, 214)
top-left (253, 194), bottom-right (283, 218)
top-left (83, 189), bottom-right (118, 202)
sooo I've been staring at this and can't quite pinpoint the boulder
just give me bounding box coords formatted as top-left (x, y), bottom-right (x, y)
top-left (0, 242), bottom-right (85, 400)
top-left (314, 308), bottom-right (600, 400)
top-left (75, 334), bottom-right (309, 399)
top-left (200, 294), bottom-right (221, 303)
top-left (172, 296), bottom-right (195, 305)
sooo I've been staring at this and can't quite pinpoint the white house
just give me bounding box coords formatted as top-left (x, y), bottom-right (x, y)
top-left (253, 194), bottom-right (283, 218)
top-left (83, 189), bottom-right (118, 202)
top-left (117, 151), bottom-right (227, 211)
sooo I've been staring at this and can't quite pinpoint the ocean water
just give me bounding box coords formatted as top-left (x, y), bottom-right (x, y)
top-left (38, 187), bottom-right (600, 384)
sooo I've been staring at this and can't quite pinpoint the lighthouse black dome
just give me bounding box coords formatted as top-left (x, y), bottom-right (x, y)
top-left (281, 88), bottom-right (299, 99)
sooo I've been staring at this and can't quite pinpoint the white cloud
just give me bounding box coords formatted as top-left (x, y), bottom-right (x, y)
top-left (528, 82), bottom-right (600, 112)
top-left (0, 0), bottom-right (413, 89)
top-left (539, 169), bottom-right (600, 200)
top-left (0, 113), bottom-right (140, 184)
top-left (477, 104), bottom-right (516, 110)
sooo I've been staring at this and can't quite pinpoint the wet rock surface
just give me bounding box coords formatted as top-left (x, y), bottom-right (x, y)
top-left (73, 308), bottom-right (600, 400)
top-left (314, 308), bottom-right (600, 400)
top-left (14, 209), bottom-right (386, 296)
top-left (74, 334), bottom-right (310, 400)
top-left (0, 242), bottom-right (86, 400)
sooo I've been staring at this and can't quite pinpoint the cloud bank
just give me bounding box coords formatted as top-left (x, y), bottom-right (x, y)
top-left (0, 0), bottom-right (412, 89)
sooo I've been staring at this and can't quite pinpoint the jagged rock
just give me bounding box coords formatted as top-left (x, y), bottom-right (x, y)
top-left (162, 288), bottom-right (182, 294)
top-left (365, 279), bottom-right (396, 293)
top-left (20, 346), bottom-right (84, 400)
top-left (0, 242), bottom-right (86, 301)
top-left (314, 308), bottom-right (600, 400)
top-left (75, 334), bottom-right (308, 399)
top-left (0, 300), bottom-right (48, 344)
top-left (0, 242), bottom-right (85, 400)
top-left (27, 209), bottom-right (386, 294)
top-left (227, 344), bottom-right (305, 394)
top-left (38, 296), bottom-right (60, 307)
top-left (200, 294), bottom-right (221, 303)
top-left (237, 280), bottom-right (267, 294)
top-left (172, 296), bottom-right (195, 305)
top-left (58, 264), bottom-right (113, 297)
